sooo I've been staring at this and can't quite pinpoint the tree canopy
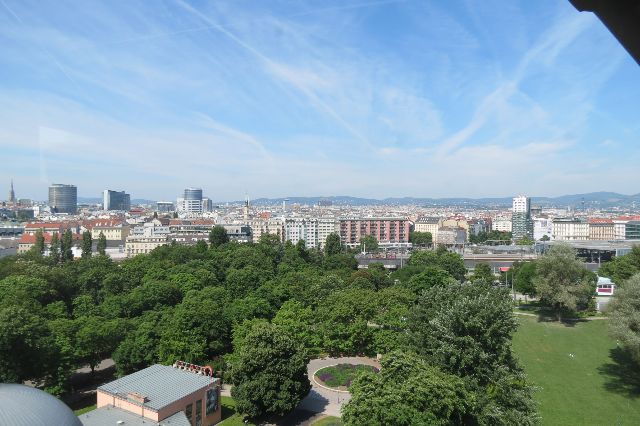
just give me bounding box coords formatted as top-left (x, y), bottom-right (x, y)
top-left (342, 351), bottom-right (470, 426)
top-left (229, 322), bottom-right (310, 419)
top-left (534, 244), bottom-right (595, 321)
top-left (608, 273), bottom-right (640, 365)
top-left (209, 225), bottom-right (230, 247)
top-left (409, 231), bottom-right (432, 246)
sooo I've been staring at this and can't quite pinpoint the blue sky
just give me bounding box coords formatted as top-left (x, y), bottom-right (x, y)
top-left (1, 0), bottom-right (638, 202)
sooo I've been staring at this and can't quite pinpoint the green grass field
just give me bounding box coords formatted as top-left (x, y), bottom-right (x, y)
top-left (73, 404), bottom-right (96, 415)
top-left (513, 316), bottom-right (640, 425)
top-left (311, 415), bottom-right (344, 426)
top-left (219, 396), bottom-right (257, 426)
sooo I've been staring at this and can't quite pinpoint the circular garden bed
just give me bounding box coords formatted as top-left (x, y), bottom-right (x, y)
top-left (314, 363), bottom-right (379, 391)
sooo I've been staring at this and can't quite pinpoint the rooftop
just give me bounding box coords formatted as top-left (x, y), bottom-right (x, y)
top-left (98, 364), bottom-right (218, 411)
top-left (79, 405), bottom-right (190, 426)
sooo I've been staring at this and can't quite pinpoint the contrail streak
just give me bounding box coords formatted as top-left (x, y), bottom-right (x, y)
top-left (289, 0), bottom-right (407, 18)
top-left (174, 0), bottom-right (373, 149)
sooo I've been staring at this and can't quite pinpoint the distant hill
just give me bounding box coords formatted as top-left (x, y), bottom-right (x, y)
top-left (222, 192), bottom-right (640, 208)
top-left (79, 192), bottom-right (640, 209)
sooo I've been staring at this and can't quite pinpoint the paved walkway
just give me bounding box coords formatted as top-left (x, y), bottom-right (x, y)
top-left (294, 356), bottom-right (380, 418)
top-left (514, 311), bottom-right (608, 320)
top-left (220, 357), bottom-right (380, 424)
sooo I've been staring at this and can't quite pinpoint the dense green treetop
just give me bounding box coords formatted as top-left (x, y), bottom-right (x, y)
top-left (324, 232), bottom-right (343, 256)
top-left (343, 351), bottom-right (470, 426)
top-left (534, 244), bottom-right (595, 321)
top-left (599, 246), bottom-right (640, 285)
top-left (230, 321), bottom-right (310, 419)
top-left (608, 273), bottom-right (640, 365)
top-left (409, 231), bottom-right (432, 246)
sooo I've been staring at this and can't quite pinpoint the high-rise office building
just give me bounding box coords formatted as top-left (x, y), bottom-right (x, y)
top-left (49, 184), bottom-right (77, 214)
top-left (177, 188), bottom-right (203, 214)
top-left (202, 197), bottom-right (213, 213)
top-left (157, 201), bottom-right (175, 212)
top-left (103, 189), bottom-right (131, 211)
top-left (512, 195), bottom-right (533, 241)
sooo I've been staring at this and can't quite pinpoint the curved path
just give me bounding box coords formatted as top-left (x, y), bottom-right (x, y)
top-left (295, 356), bottom-right (380, 418)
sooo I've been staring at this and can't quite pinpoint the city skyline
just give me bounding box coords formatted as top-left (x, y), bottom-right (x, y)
top-left (5, 177), bottom-right (640, 207)
top-left (1, 0), bottom-right (639, 200)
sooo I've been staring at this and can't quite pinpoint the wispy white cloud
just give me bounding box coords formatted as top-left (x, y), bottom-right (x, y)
top-left (0, 0), bottom-right (637, 199)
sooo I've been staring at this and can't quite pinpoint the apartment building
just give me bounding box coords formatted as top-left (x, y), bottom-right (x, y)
top-left (436, 227), bottom-right (466, 246)
top-left (339, 217), bottom-right (410, 246)
top-left (84, 219), bottom-right (130, 241)
top-left (248, 218), bottom-right (285, 242)
top-left (533, 217), bottom-right (553, 241)
top-left (552, 217), bottom-right (589, 241)
top-left (414, 217), bottom-right (442, 237)
top-left (284, 217), bottom-right (338, 248)
top-left (588, 218), bottom-right (615, 240)
top-left (492, 214), bottom-right (512, 232)
top-left (125, 222), bottom-right (170, 256)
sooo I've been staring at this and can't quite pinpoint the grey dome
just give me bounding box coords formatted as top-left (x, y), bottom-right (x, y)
top-left (0, 383), bottom-right (82, 426)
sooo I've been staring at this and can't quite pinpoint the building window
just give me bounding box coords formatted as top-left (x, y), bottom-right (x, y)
top-left (196, 399), bottom-right (202, 426)
top-left (186, 403), bottom-right (192, 422)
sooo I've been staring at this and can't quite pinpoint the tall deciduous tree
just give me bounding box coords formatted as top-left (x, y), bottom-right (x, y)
top-left (209, 225), bottom-right (229, 248)
top-left (50, 232), bottom-right (60, 264)
top-left (513, 261), bottom-right (537, 298)
top-left (97, 232), bottom-right (107, 256)
top-left (158, 287), bottom-right (230, 363)
top-left (599, 246), bottom-right (640, 286)
top-left (230, 322), bottom-right (310, 419)
top-left (533, 244), bottom-right (594, 321)
top-left (81, 231), bottom-right (93, 259)
top-left (317, 288), bottom-right (377, 356)
top-left (34, 228), bottom-right (45, 255)
top-left (360, 234), bottom-right (379, 252)
top-left (409, 231), bottom-right (432, 246)
top-left (324, 233), bottom-right (342, 256)
top-left (409, 248), bottom-right (467, 281)
top-left (608, 274), bottom-right (640, 364)
top-left (272, 300), bottom-right (321, 357)
top-left (470, 263), bottom-right (494, 284)
top-left (75, 316), bottom-right (126, 372)
top-left (409, 282), bottom-right (519, 383)
top-left (61, 229), bottom-right (73, 262)
top-left (0, 306), bottom-right (56, 382)
top-left (404, 267), bottom-right (455, 296)
top-left (408, 283), bottom-right (537, 424)
top-left (342, 351), bottom-right (470, 426)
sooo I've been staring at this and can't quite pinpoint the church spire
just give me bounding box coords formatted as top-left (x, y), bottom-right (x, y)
top-left (8, 179), bottom-right (16, 204)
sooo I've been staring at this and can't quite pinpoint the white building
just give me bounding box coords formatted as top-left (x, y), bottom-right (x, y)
top-left (414, 217), bottom-right (441, 241)
top-left (248, 218), bottom-right (285, 243)
top-left (177, 188), bottom-right (204, 215)
top-left (512, 195), bottom-right (530, 213)
top-left (614, 219), bottom-right (627, 240)
top-left (552, 217), bottom-right (589, 241)
top-left (533, 217), bottom-right (553, 241)
top-left (492, 214), bottom-right (512, 232)
top-left (436, 227), bottom-right (466, 246)
top-left (284, 217), bottom-right (338, 249)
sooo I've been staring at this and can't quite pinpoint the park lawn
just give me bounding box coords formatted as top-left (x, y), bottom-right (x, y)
top-left (513, 316), bottom-right (640, 425)
top-left (74, 404), bottom-right (96, 415)
top-left (219, 396), bottom-right (257, 426)
top-left (312, 415), bottom-right (344, 426)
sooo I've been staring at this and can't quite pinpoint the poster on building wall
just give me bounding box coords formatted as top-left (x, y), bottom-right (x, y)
top-left (206, 387), bottom-right (218, 416)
